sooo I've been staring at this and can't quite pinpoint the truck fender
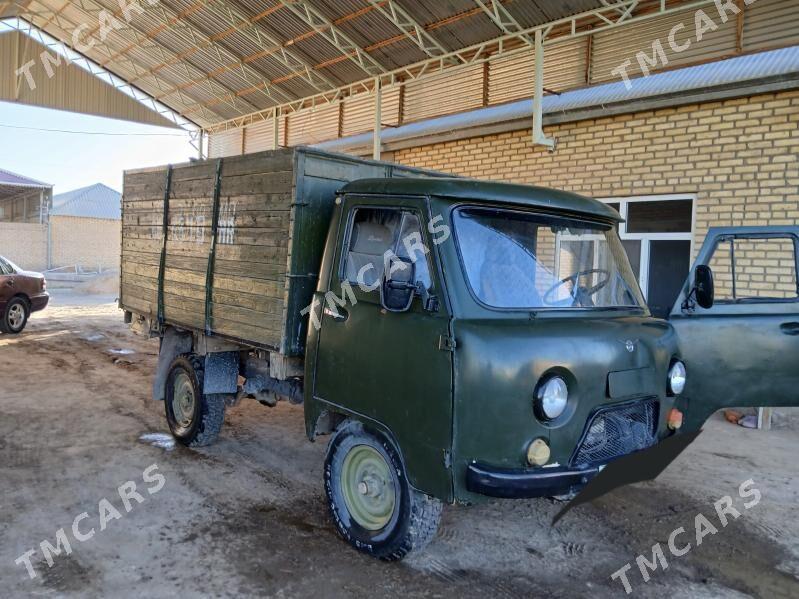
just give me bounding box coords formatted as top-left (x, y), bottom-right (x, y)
top-left (203, 351), bottom-right (240, 395)
top-left (153, 328), bottom-right (193, 401)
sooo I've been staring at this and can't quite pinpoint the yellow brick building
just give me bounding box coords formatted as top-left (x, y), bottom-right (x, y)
top-left (391, 90), bottom-right (799, 312)
top-left (202, 1), bottom-right (799, 318)
top-left (50, 183), bottom-right (122, 272)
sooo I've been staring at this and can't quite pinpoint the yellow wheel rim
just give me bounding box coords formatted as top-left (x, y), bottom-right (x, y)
top-left (340, 445), bottom-right (396, 531)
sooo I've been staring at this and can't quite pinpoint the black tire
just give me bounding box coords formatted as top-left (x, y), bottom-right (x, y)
top-left (0, 297), bottom-right (29, 334)
top-left (324, 420), bottom-right (442, 560)
top-left (164, 354), bottom-right (225, 447)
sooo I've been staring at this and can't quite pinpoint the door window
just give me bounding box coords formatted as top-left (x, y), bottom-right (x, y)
top-left (708, 236), bottom-right (798, 302)
top-left (343, 207), bottom-right (432, 291)
top-left (0, 257), bottom-right (12, 275)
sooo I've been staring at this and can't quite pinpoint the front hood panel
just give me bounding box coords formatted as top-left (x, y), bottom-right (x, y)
top-left (452, 315), bottom-right (679, 478)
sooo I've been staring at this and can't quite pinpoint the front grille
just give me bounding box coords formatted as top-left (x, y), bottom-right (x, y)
top-left (570, 398), bottom-right (659, 467)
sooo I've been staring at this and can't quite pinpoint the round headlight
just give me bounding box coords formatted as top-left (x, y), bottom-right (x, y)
top-left (668, 361), bottom-right (686, 395)
top-left (536, 376), bottom-right (568, 420)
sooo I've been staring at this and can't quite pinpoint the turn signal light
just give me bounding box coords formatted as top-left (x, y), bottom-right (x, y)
top-left (527, 438), bottom-right (551, 466)
top-left (667, 408), bottom-right (684, 430)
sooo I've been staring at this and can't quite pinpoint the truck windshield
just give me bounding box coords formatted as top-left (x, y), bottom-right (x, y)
top-left (453, 207), bottom-right (644, 310)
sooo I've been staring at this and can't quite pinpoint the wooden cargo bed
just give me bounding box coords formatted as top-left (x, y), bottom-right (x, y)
top-left (120, 147), bottom-right (443, 356)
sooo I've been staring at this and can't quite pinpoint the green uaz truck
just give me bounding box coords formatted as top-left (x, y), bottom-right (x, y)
top-left (120, 147), bottom-right (799, 560)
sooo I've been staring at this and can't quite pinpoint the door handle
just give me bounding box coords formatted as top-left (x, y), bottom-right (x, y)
top-left (323, 306), bottom-right (347, 322)
top-left (5, 280), bottom-right (13, 286)
top-left (780, 322), bottom-right (799, 336)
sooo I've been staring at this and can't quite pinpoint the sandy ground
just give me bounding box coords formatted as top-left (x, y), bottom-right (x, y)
top-left (1, 290), bottom-right (797, 598)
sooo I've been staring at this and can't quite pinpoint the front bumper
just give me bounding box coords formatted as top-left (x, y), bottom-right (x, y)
top-left (466, 462), bottom-right (600, 498)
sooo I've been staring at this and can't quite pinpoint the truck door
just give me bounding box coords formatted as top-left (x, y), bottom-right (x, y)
top-left (312, 196), bottom-right (453, 501)
top-left (669, 227), bottom-right (799, 430)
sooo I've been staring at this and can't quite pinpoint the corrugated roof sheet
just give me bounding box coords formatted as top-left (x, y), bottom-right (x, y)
top-left (317, 46), bottom-right (799, 152)
top-left (6, 0), bottom-right (615, 127)
top-left (51, 183), bottom-right (121, 220)
top-left (0, 168), bottom-right (52, 189)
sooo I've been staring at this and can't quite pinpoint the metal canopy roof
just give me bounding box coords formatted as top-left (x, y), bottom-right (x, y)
top-left (0, 168), bottom-right (51, 189)
top-left (0, 168), bottom-right (52, 202)
top-left (51, 182), bottom-right (121, 219)
top-left (0, 0), bottom-right (677, 128)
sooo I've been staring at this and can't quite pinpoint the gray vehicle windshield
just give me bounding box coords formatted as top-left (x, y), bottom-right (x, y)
top-left (453, 207), bottom-right (644, 310)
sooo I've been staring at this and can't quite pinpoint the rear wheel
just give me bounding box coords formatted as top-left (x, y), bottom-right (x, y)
top-left (324, 420), bottom-right (442, 560)
top-left (164, 355), bottom-right (225, 447)
top-left (0, 297), bottom-right (28, 334)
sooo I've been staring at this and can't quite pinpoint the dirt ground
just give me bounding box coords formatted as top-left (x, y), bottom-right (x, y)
top-left (1, 290), bottom-right (797, 598)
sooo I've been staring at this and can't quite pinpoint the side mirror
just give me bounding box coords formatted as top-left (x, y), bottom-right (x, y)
top-left (380, 256), bottom-right (417, 313)
top-left (694, 264), bottom-right (714, 309)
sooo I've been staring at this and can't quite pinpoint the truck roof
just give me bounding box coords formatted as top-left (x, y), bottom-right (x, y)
top-left (340, 177), bottom-right (622, 222)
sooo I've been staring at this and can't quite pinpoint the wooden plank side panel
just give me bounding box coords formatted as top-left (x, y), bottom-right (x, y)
top-left (120, 148), bottom-right (296, 349)
top-left (121, 148), bottom-right (450, 354)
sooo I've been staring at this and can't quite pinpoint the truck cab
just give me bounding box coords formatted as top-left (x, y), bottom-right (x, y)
top-left (302, 179), bottom-right (678, 556)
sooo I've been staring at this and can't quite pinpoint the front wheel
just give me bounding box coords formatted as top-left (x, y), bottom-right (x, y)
top-left (164, 355), bottom-right (225, 447)
top-left (324, 420), bottom-right (442, 560)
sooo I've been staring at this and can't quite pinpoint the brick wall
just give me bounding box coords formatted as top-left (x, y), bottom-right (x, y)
top-left (396, 91), bottom-right (798, 424)
top-left (50, 216), bottom-right (121, 271)
top-left (0, 222), bottom-right (48, 271)
top-left (395, 90), bottom-right (799, 277)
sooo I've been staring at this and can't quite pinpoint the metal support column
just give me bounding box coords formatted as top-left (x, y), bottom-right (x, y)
top-left (273, 107), bottom-right (281, 149)
top-left (373, 78), bottom-right (382, 160)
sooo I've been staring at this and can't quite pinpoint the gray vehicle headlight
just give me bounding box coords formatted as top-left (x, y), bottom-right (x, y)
top-left (536, 376), bottom-right (568, 420)
top-left (668, 361), bottom-right (687, 395)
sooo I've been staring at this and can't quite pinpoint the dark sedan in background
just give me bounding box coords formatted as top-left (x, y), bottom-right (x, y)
top-left (0, 256), bottom-right (48, 334)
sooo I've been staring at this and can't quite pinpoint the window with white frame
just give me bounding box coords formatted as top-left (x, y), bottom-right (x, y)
top-left (600, 195), bottom-right (696, 319)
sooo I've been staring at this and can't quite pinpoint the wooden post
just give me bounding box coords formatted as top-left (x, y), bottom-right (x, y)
top-left (397, 84), bottom-right (406, 126)
top-left (736, 0), bottom-right (745, 54)
top-left (584, 28), bottom-right (593, 85)
top-left (482, 61), bottom-right (490, 107)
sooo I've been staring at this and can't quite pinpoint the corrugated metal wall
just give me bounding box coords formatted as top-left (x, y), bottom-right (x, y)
top-left (744, 0), bottom-right (799, 50)
top-left (489, 38), bottom-right (588, 105)
top-left (208, 128), bottom-right (243, 158)
top-left (208, 2), bottom-right (799, 157)
top-left (341, 88), bottom-right (401, 136)
top-left (591, 10), bottom-right (736, 83)
top-left (286, 102), bottom-right (340, 146)
top-left (404, 64), bottom-right (484, 122)
top-left (243, 118), bottom-right (279, 154)
top-left (0, 30), bottom-right (178, 129)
